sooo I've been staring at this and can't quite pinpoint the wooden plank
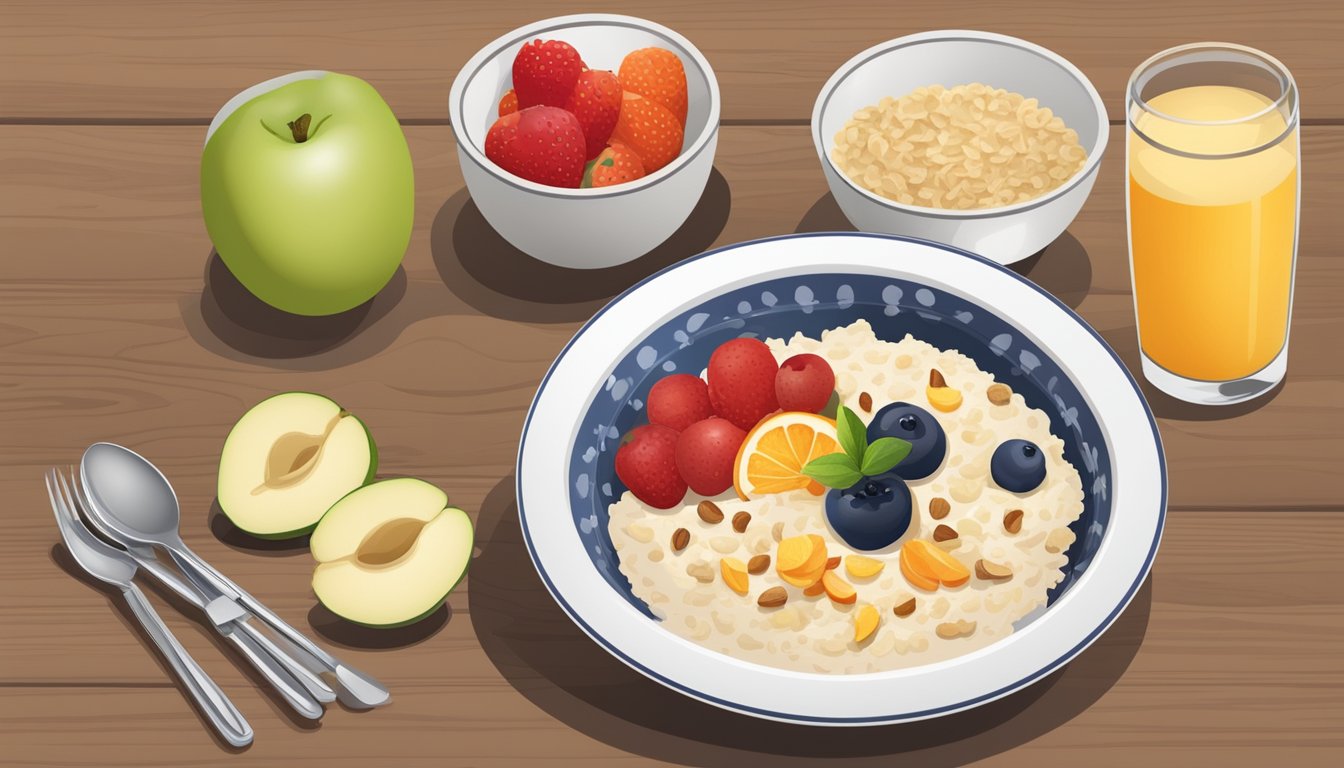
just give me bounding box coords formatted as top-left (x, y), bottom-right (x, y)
top-left (3, 0), bottom-right (1343, 121)
top-left (1, 124), bottom-right (1341, 510)
top-left (3, 505), bottom-right (1343, 765)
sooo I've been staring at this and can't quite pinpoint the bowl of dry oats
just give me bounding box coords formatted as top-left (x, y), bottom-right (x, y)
top-left (811, 30), bottom-right (1108, 264)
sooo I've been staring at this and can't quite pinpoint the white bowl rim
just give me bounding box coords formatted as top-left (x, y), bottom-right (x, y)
top-left (516, 232), bottom-right (1166, 725)
top-left (448, 13), bottom-right (722, 199)
top-left (811, 29), bottom-right (1110, 219)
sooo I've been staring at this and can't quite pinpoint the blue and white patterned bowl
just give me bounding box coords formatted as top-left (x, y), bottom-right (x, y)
top-left (517, 233), bottom-right (1165, 725)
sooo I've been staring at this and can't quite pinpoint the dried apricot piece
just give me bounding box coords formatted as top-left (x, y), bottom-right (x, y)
top-left (899, 545), bottom-right (940, 591)
top-left (844, 555), bottom-right (885, 579)
top-left (821, 570), bottom-right (857, 604)
top-left (904, 540), bottom-right (970, 587)
top-left (778, 534), bottom-right (828, 587)
top-left (775, 535), bottom-right (813, 572)
top-left (854, 604), bottom-right (880, 643)
top-left (720, 557), bottom-right (749, 595)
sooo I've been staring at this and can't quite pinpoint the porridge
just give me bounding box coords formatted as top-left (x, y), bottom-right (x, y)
top-left (608, 320), bottom-right (1085, 673)
top-left (831, 83), bottom-right (1088, 210)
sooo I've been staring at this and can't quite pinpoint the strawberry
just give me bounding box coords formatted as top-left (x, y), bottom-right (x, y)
top-left (675, 417), bottom-right (747, 496)
top-left (498, 88), bottom-right (518, 116)
top-left (707, 338), bottom-right (780, 430)
top-left (615, 425), bottom-right (687, 509)
top-left (484, 106), bottom-right (586, 188)
top-left (512, 39), bottom-right (585, 109)
top-left (648, 373), bottom-right (712, 431)
top-left (610, 91), bottom-right (684, 174)
top-left (618, 47), bottom-right (689, 126)
top-left (564, 69), bottom-right (623, 159)
top-left (582, 143), bottom-right (646, 188)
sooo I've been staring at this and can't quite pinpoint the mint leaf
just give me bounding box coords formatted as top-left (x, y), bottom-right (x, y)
top-left (859, 437), bottom-right (912, 476)
top-left (835, 405), bottom-right (867, 466)
top-left (802, 452), bottom-right (862, 489)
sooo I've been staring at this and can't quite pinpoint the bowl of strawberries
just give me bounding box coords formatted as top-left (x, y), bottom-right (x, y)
top-left (449, 14), bottom-right (720, 269)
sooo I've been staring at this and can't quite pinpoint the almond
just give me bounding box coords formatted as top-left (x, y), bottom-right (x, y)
top-left (747, 554), bottom-right (771, 575)
top-left (757, 586), bottom-right (788, 608)
top-left (933, 524), bottom-right (959, 542)
top-left (987, 382), bottom-right (1012, 406)
top-left (929, 369), bottom-right (947, 388)
top-left (1004, 509), bottom-right (1024, 534)
top-left (859, 391), bottom-right (873, 412)
top-left (732, 511), bottom-right (751, 533)
top-left (825, 555), bottom-right (841, 570)
top-left (929, 497), bottom-right (951, 519)
top-left (975, 558), bottom-right (1013, 582)
top-left (671, 527), bottom-right (690, 552)
top-left (697, 500), bottom-right (724, 524)
top-left (893, 597), bottom-right (917, 617)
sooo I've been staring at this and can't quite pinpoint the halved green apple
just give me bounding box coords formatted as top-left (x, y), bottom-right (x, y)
top-left (217, 392), bottom-right (376, 539)
top-left (310, 478), bottom-right (473, 627)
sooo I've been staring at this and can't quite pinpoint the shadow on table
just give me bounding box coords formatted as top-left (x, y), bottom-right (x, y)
top-left (48, 544), bottom-right (328, 749)
top-left (308, 603), bottom-right (451, 651)
top-left (470, 476), bottom-right (1152, 766)
top-left (430, 168), bottom-right (731, 324)
top-left (1098, 326), bottom-right (1284, 420)
top-left (794, 192), bottom-right (1093, 309)
top-left (180, 251), bottom-right (430, 370)
top-left (207, 500), bottom-right (310, 556)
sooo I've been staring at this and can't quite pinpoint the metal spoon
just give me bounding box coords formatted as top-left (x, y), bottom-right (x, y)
top-left (79, 442), bottom-right (390, 709)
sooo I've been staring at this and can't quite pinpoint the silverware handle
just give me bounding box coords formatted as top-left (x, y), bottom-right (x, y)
top-left (223, 628), bottom-right (323, 720)
top-left (122, 584), bottom-right (253, 747)
top-left (235, 620), bottom-right (336, 704)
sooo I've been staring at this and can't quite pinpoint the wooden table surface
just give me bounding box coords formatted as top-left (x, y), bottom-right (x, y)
top-left (3, 1), bottom-right (1342, 765)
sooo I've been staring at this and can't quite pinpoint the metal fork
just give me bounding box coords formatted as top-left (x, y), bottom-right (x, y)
top-left (46, 469), bottom-right (254, 747)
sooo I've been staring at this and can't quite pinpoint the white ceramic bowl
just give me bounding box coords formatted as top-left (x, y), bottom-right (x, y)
top-left (449, 14), bottom-right (720, 269)
top-left (812, 30), bottom-right (1108, 264)
top-left (518, 233), bottom-right (1165, 725)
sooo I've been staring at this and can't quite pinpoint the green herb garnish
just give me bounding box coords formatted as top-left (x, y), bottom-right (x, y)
top-left (802, 405), bottom-right (911, 489)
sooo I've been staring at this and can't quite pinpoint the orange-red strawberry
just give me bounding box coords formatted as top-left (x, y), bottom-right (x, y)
top-left (610, 91), bottom-right (684, 174)
top-left (564, 69), bottom-right (623, 159)
top-left (498, 88), bottom-right (518, 116)
top-left (484, 106), bottom-right (586, 188)
top-left (618, 47), bottom-right (688, 126)
top-left (583, 143), bottom-right (646, 188)
top-left (512, 39), bottom-right (585, 109)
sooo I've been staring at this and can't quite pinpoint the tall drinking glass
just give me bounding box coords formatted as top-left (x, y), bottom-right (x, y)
top-left (1126, 43), bottom-right (1299, 405)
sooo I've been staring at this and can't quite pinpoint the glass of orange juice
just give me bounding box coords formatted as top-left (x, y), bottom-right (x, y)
top-left (1126, 43), bottom-right (1299, 404)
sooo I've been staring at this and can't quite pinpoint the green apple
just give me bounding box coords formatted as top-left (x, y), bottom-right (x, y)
top-left (310, 478), bottom-right (473, 628)
top-left (201, 71), bottom-right (414, 316)
top-left (218, 392), bottom-right (377, 539)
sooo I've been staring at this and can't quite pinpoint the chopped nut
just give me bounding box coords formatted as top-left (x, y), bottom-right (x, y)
top-left (697, 500), bottom-right (724, 524)
top-left (859, 391), bottom-right (873, 412)
top-left (929, 497), bottom-right (951, 519)
top-left (975, 558), bottom-right (1013, 582)
top-left (1004, 509), bottom-right (1024, 534)
top-left (825, 555), bottom-right (841, 570)
top-left (893, 598), bottom-right (917, 617)
top-left (747, 554), bottom-right (771, 574)
top-left (671, 528), bottom-right (690, 552)
top-left (771, 522), bottom-right (784, 542)
top-left (986, 382), bottom-right (1012, 406)
top-left (732, 511), bottom-right (751, 533)
top-left (935, 620), bottom-right (977, 639)
top-left (929, 369), bottom-right (948, 388)
top-left (933, 524), bottom-right (959, 542)
top-left (757, 586), bottom-right (788, 608)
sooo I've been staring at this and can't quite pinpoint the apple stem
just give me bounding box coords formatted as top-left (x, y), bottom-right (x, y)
top-left (287, 113), bottom-right (313, 143)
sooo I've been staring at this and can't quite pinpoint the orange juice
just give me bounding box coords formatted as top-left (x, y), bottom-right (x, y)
top-left (1128, 85), bottom-right (1298, 381)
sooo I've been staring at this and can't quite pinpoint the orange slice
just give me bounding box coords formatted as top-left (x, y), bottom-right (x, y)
top-left (733, 412), bottom-right (841, 500)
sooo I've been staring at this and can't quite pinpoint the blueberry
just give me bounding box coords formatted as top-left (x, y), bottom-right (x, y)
top-left (866, 402), bottom-right (947, 480)
top-left (824, 470), bottom-right (913, 551)
top-left (991, 439), bottom-right (1046, 493)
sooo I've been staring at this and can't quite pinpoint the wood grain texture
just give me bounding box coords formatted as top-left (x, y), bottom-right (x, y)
top-left (3, 0), bottom-right (1343, 121)
top-left (2, 125), bottom-right (1342, 509)
top-left (3, 505), bottom-right (1343, 766)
